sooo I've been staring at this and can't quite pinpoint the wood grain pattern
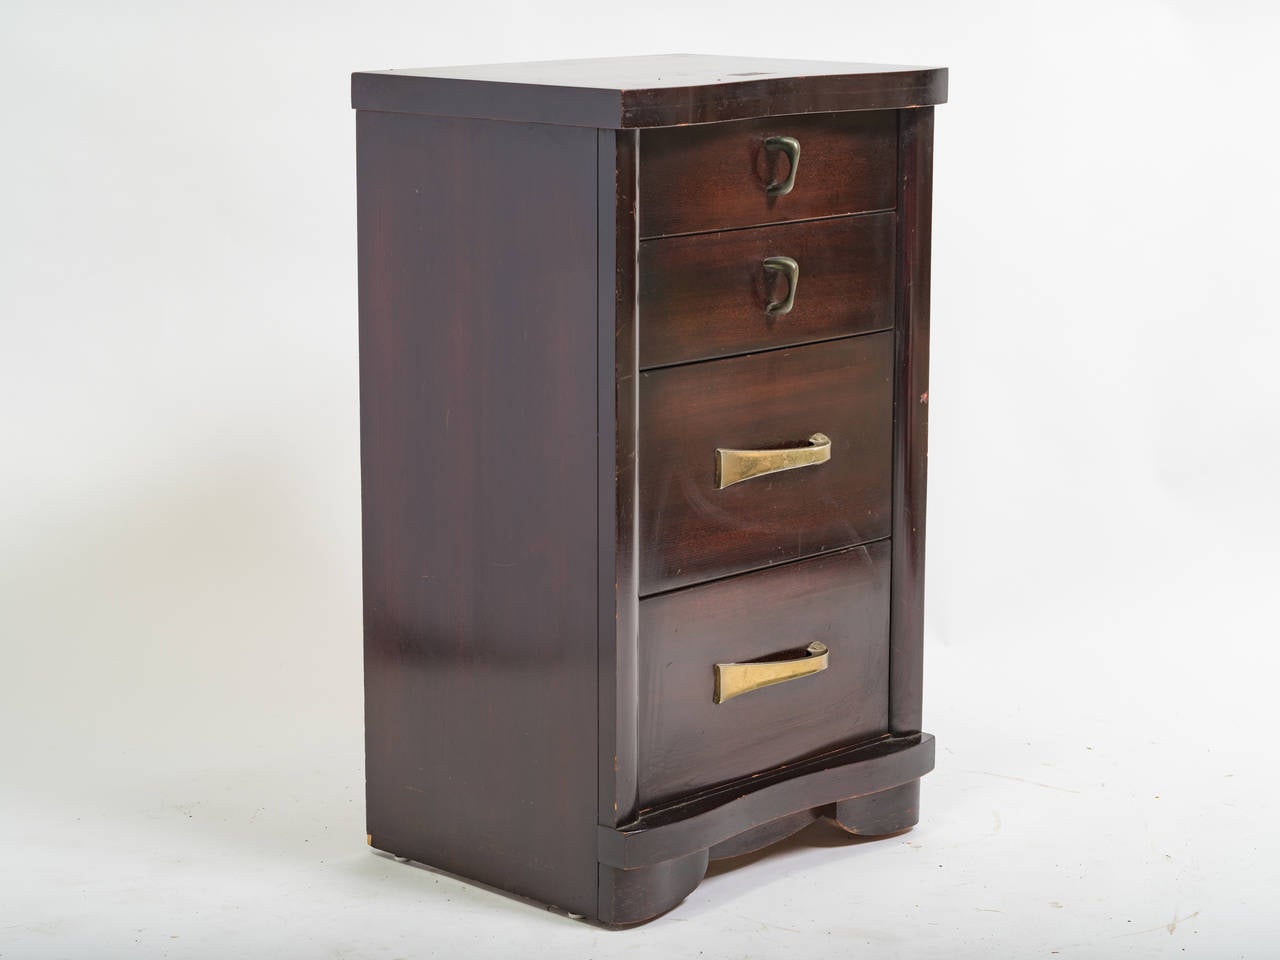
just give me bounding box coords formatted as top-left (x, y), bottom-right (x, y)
top-left (639, 213), bottom-right (896, 369)
top-left (639, 111), bottom-right (897, 238)
top-left (622, 68), bottom-right (947, 128)
top-left (358, 109), bottom-right (600, 916)
top-left (637, 543), bottom-right (891, 809)
top-left (352, 54), bottom-right (947, 129)
top-left (889, 107), bottom-right (934, 735)
top-left (638, 334), bottom-right (894, 595)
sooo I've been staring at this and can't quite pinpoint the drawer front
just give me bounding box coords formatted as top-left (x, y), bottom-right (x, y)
top-left (636, 543), bottom-right (891, 810)
top-left (639, 213), bottom-right (896, 369)
top-left (638, 333), bottom-right (893, 595)
top-left (639, 110), bottom-right (897, 239)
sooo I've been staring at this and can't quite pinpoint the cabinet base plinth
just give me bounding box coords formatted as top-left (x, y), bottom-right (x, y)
top-left (708, 808), bottom-right (822, 860)
top-left (373, 736), bottom-right (933, 927)
top-left (592, 774), bottom-right (927, 926)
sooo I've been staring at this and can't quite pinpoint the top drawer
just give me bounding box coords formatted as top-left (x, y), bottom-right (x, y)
top-left (639, 110), bottom-right (897, 238)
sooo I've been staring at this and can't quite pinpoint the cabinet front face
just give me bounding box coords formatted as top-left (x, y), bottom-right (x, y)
top-left (622, 107), bottom-right (923, 825)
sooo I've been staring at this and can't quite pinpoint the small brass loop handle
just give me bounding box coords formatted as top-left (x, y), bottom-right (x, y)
top-left (763, 256), bottom-right (799, 316)
top-left (764, 136), bottom-right (801, 196)
top-left (714, 641), bottom-right (829, 704)
top-left (715, 432), bottom-right (831, 490)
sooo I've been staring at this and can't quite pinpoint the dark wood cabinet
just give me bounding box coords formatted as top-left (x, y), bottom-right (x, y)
top-left (353, 53), bottom-right (947, 926)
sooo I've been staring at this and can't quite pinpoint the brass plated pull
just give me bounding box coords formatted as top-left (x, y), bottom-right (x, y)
top-left (763, 256), bottom-right (799, 316)
top-left (714, 641), bottom-right (829, 704)
top-left (764, 136), bottom-right (801, 196)
top-left (715, 432), bottom-right (831, 490)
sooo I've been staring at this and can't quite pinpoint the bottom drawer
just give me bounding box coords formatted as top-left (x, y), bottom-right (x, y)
top-left (636, 541), bottom-right (891, 811)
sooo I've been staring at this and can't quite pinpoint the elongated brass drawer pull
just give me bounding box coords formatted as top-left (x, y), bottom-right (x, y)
top-left (715, 432), bottom-right (831, 489)
top-left (714, 641), bottom-right (829, 704)
top-left (763, 256), bottom-right (799, 316)
top-left (764, 136), bottom-right (801, 196)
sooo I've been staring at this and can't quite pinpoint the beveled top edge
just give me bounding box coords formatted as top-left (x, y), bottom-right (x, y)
top-left (351, 54), bottom-right (948, 128)
top-left (359, 54), bottom-right (942, 92)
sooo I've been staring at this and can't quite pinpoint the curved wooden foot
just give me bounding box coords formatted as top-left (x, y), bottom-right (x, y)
top-left (827, 780), bottom-right (920, 837)
top-left (592, 737), bottom-right (934, 924)
top-left (596, 848), bottom-right (709, 927)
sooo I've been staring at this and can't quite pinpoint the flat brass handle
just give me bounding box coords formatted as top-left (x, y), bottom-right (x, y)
top-left (715, 641), bottom-right (829, 704)
top-left (763, 256), bottom-right (799, 316)
top-left (715, 432), bottom-right (831, 490)
top-left (764, 136), bottom-right (801, 196)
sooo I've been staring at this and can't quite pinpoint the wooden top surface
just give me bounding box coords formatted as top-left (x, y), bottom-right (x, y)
top-left (351, 54), bottom-right (947, 128)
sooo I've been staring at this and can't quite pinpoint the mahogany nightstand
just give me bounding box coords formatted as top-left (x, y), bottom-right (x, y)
top-left (352, 54), bottom-right (947, 925)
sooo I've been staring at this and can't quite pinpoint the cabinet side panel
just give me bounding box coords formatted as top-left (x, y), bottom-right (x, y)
top-left (357, 110), bottom-right (599, 913)
top-left (889, 107), bottom-right (933, 734)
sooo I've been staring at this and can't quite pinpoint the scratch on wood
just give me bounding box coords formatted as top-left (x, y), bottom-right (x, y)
top-left (1112, 910), bottom-right (1200, 938)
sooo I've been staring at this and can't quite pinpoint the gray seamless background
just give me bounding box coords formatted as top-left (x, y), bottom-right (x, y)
top-left (3, 1), bottom-right (1278, 957)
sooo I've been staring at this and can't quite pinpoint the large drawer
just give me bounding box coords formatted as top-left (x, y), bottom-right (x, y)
top-left (639, 110), bottom-right (897, 239)
top-left (638, 333), bottom-right (894, 596)
top-left (639, 213), bottom-right (896, 369)
top-left (636, 542), bottom-right (891, 810)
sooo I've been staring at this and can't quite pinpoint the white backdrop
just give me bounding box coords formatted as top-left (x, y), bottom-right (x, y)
top-left (3, 1), bottom-right (1278, 957)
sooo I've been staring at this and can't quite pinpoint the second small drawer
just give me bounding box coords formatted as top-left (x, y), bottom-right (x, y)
top-left (639, 213), bottom-right (896, 369)
top-left (638, 333), bottom-right (894, 595)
